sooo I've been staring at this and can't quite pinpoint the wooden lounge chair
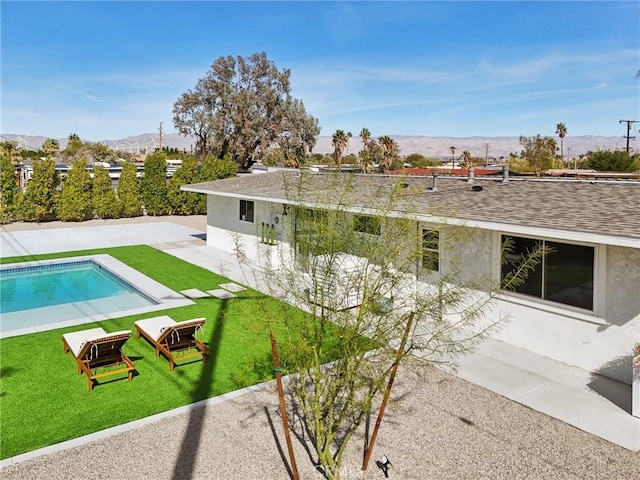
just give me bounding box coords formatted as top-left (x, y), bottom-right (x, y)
top-left (134, 315), bottom-right (208, 372)
top-left (62, 327), bottom-right (135, 392)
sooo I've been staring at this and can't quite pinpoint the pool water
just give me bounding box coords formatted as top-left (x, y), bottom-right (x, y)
top-left (0, 260), bottom-right (155, 313)
top-left (0, 256), bottom-right (177, 337)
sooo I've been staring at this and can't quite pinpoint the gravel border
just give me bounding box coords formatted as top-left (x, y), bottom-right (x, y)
top-left (2, 368), bottom-right (638, 479)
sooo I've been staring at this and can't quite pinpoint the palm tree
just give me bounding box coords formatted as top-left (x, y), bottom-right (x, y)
top-left (556, 123), bottom-right (567, 165)
top-left (461, 150), bottom-right (471, 168)
top-left (345, 131), bottom-right (353, 156)
top-left (332, 129), bottom-right (348, 172)
top-left (449, 146), bottom-right (456, 169)
top-left (378, 135), bottom-right (399, 173)
top-left (360, 128), bottom-right (371, 149)
top-left (359, 128), bottom-right (372, 173)
top-left (0, 141), bottom-right (23, 166)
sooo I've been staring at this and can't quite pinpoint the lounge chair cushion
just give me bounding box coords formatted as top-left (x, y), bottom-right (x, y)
top-left (134, 315), bottom-right (176, 342)
top-left (63, 327), bottom-right (107, 357)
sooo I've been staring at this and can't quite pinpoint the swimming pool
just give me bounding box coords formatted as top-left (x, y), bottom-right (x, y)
top-left (1, 260), bottom-right (156, 313)
top-left (0, 254), bottom-right (194, 338)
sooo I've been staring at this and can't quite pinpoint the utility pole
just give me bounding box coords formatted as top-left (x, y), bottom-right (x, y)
top-left (484, 143), bottom-right (490, 166)
top-left (159, 122), bottom-right (163, 152)
top-left (619, 119), bottom-right (637, 154)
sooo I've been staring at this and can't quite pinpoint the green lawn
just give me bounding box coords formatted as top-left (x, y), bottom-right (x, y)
top-left (0, 245), bottom-right (313, 459)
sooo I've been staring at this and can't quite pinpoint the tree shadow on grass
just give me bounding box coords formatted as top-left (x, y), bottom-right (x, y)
top-left (171, 298), bottom-right (227, 480)
top-left (0, 366), bottom-right (18, 398)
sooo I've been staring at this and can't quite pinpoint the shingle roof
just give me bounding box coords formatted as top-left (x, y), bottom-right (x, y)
top-left (183, 171), bottom-right (640, 244)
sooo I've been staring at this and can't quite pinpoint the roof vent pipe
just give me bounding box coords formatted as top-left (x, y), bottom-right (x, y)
top-left (467, 166), bottom-right (475, 184)
top-left (502, 165), bottom-right (510, 183)
top-left (431, 174), bottom-right (438, 191)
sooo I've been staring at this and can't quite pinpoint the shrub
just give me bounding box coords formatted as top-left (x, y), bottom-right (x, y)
top-left (117, 162), bottom-right (142, 218)
top-left (92, 165), bottom-right (121, 219)
top-left (167, 156), bottom-right (202, 215)
top-left (141, 152), bottom-right (170, 216)
top-left (586, 150), bottom-right (639, 172)
top-left (0, 156), bottom-right (19, 223)
top-left (20, 159), bottom-right (60, 222)
top-left (57, 158), bottom-right (93, 221)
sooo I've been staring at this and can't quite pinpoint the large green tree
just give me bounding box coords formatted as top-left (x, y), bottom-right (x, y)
top-left (117, 162), bottom-right (142, 217)
top-left (276, 97), bottom-right (321, 167)
top-left (57, 158), bottom-right (92, 221)
top-left (519, 135), bottom-right (556, 176)
top-left (141, 152), bottom-right (170, 216)
top-left (20, 159), bottom-right (60, 222)
top-left (92, 165), bottom-right (120, 219)
top-left (173, 52), bottom-right (319, 166)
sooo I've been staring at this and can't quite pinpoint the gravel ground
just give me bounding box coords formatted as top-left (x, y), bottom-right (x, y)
top-left (2, 369), bottom-right (638, 480)
top-left (2, 216), bottom-right (639, 479)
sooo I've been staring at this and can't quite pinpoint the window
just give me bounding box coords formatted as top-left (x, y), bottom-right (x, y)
top-left (422, 229), bottom-right (440, 272)
top-left (501, 235), bottom-right (594, 310)
top-left (239, 200), bottom-right (254, 222)
top-left (354, 215), bottom-right (380, 235)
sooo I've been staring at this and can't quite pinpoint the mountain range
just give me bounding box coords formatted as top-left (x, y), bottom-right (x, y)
top-left (2, 133), bottom-right (637, 160)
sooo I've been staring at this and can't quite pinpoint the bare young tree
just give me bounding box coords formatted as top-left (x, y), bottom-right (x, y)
top-left (233, 172), bottom-right (542, 479)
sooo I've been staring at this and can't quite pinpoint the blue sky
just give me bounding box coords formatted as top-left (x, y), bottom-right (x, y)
top-left (2, 1), bottom-right (638, 141)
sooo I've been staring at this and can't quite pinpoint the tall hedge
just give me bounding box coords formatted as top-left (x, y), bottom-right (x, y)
top-left (58, 158), bottom-right (93, 221)
top-left (195, 154), bottom-right (238, 213)
top-left (141, 152), bottom-right (170, 216)
top-left (92, 165), bottom-right (120, 219)
top-left (167, 155), bottom-right (202, 215)
top-left (199, 154), bottom-right (238, 181)
top-left (0, 156), bottom-right (19, 223)
top-left (117, 162), bottom-right (142, 218)
top-left (20, 158), bottom-right (60, 222)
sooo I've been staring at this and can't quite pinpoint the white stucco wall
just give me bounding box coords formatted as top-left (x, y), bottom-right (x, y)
top-left (462, 232), bottom-right (640, 385)
top-left (204, 194), bottom-right (639, 384)
top-left (205, 195), bottom-right (293, 266)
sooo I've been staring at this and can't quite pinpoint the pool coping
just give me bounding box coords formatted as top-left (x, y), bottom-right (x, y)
top-left (0, 254), bottom-right (194, 338)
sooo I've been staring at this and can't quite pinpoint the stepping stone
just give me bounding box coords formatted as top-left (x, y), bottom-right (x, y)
top-left (219, 282), bottom-right (246, 293)
top-left (207, 289), bottom-right (237, 300)
top-left (179, 288), bottom-right (210, 299)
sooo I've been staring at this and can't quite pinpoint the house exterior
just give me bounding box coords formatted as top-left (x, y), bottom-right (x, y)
top-left (183, 169), bottom-right (640, 416)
